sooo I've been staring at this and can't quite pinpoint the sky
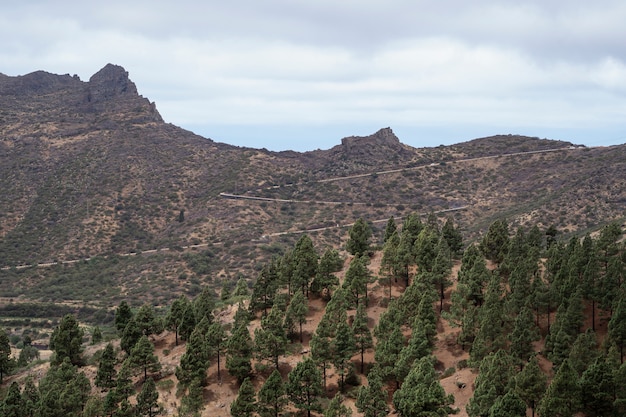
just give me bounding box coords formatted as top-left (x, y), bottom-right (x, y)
top-left (2, 1), bottom-right (626, 151)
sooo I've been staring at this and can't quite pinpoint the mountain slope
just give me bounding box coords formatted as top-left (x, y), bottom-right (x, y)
top-left (1, 64), bottom-right (625, 305)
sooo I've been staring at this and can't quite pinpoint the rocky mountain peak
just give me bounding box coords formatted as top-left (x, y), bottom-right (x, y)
top-left (86, 63), bottom-right (138, 103)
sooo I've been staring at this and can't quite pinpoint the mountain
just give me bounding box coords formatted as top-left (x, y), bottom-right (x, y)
top-left (1, 64), bottom-right (625, 306)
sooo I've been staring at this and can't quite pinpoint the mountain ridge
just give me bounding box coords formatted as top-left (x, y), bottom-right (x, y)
top-left (1, 64), bottom-right (624, 305)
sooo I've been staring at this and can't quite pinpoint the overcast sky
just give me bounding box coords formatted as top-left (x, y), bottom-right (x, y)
top-left (2, 1), bottom-right (625, 151)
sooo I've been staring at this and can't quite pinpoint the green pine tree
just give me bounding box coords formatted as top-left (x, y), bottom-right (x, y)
top-left (325, 394), bottom-right (353, 417)
top-left (95, 342), bottom-right (118, 390)
top-left (537, 359), bottom-right (581, 417)
top-left (230, 377), bottom-right (257, 417)
top-left (392, 356), bottom-right (456, 417)
top-left (135, 377), bottom-right (161, 417)
top-left (49, 314), bottom-right (84, 366)
top-left (346, 217), bottom-right (372, 257)
top-left (513, 355), bottom-right (546, 417)
top-left (286, 357), bottom-right (324, 417)
top-left (0, 327), bottom-right (14, 383)
top-left (356, 365), bottom-right (389, 417)
top-left (352, 303), bottom-right (373, 374)
top-left (129, 335), bottom-right (161, 383)
top-left (258, 369), bottom-right (287, 417)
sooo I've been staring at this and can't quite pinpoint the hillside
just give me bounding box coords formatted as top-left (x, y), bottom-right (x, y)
top-left (1, 64), bottom-right (625, 309)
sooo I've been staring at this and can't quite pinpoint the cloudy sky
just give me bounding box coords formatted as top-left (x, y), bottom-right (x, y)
top-left (2, 1), bottom-right (625, 151)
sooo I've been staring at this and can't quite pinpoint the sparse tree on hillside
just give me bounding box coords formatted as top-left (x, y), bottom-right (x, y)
top-left (0, 328), bottom-right (14, 383)
top-left (254, 306), bottom-right (288, 370)
top-left (286, 357), bottom-right (324, 417)
top-left (326, 393), bottom-right (353, 417)
top-left (333, 320), bottom-right (357, 392)
top-left (352, 303), bottom-right (373, 374)
top-left (356, 365), bottom-right (389, 417)
top-left (206, 322), bottom-right (227, 382)
top-left (176, 324), bottom-right (210, 388)
top-left (346, 217), bottom-right (372, 257)
top-left (257, 369), bottom-right (287, 417)
top-left (479, 218), bottom-right (510, 265)
top-left (50, 314), bottom-right (84, 366)
top-left (95, 342), bottom-right (117, 390)
top-left (514, 355), bottom-right (547, 417)
top-left (230, 377), bottom-right (257, 417)
top-left (129, 335), bottom-right (161, 383)
top-left (537, 359), bottom-right (581, 417)
top-left (166, 295), bottom-right (190, 346)
top-left (135, 377), bottom-right (161, 417)
top-left (383, 216), bottom-right (397, 244)
top-left (286, 289), bottom-right (308, 342)
top-left (115, 301), bottom-right (134, 336)
top-left (226, 323), bottom-right (253, 383)
top-left (392, 356), bottom-right (456, 417)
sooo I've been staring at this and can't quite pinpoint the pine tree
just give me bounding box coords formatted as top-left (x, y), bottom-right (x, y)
top-left (179, 377), bottom-right (204, 417)
top-left (379, 229), bottom-right (400, 300)
top-left (38, 358), bottom-right (91, 417)
top-left (22, 376), bottom-right (40, 417)
top-left (206, 322), bottom-right (227, 382)
top-left (352, 303), bottom-right (373, 373)
top-left (95, 342), bottom-right (118, 390)
top-left (431, 237), bottom-right (453, 312)
top-left (479, 219), bottom-right (510, 265)
top-left (257, 369), bottom-right (287, 417)
top-left (255, 306), bottom-right (288, 370)
top-left (230, 377), bottom-right (257, 417)
top-left (383, 216), bottom-right (397, 244)
top-left (311, 248), bottom-right (341, 298)
top-left (193, 286), bottom-right (216, 324)
top-left (49, 314), bottom-right (84, 366)
top-left (311, 320), bottom-right (333, 389)
top-left (251, 259), bottom-right (281, 315)
top-left (468, 350), bottom-right (515, 417)
top-left (609, 297), bottom-right (626, 363)
top-left (174, 305), bottom-right (195, 345)
top-left (442, 217), bottom-right (463, 255)
top-left (135, 377), bottom-right (161, 417)
top-left (374, 325), bottom-right (405, 388)
top-left (513, 355), bottom-right (546, 417)
top-left (286, 289), bottom-right (308, 342)
top-left (537, 359), bottom-right (581, 417)
top-left (286, 357), bottom-right (324, 417)
top-left (394, 326), bottom-right (431, 385)
top-left (129, 335), bottom-right (161, 383)
top-left (392, 356), bottom-right (456, 417)
top-left (1, 382), bottom-right (23, 417)
top-left (0, 327), bottom-right (13, 383)
top-left (346, 217), bottom-right (372, 257)
top-left (91, 325), bottom-right (103, 345)
top-left (166, 295), bottom-right (189, 346)
top-left (176, 325), bottom-right (210, 388)
top-left (333, 320), bottom-right (357, 392)
top-left (356, 365), bottom-right (389, 417)
top-left (488, 391), bottom-right (526, 417)
top-left (134, 303), bottom-right (162, 336)
top-left (579, 357), bottom-right (615, 417)
top-left (120, 317), bottom-right (142, 354)
top-left (226, 323), bottom-right (253, 383)
top-left (292, 234), bottom-right (319, 297)
top-left (323, 395), bottom-right (350, 417)
top-left (567, 329), bottom-right (600, 376)
top-left (115, 360), bottom-right (135, 403)
top-left (509, 305), bottom-right (540, 367)
top-left (343, 255), bottom-right (369, 307)
top-left (115, 301), bottom-right (134, 336)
